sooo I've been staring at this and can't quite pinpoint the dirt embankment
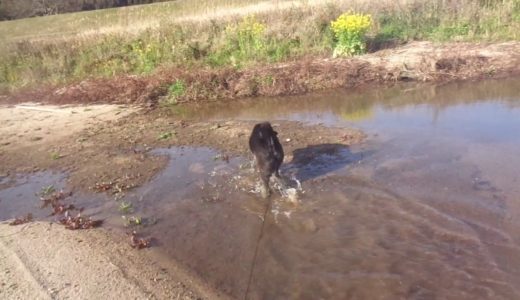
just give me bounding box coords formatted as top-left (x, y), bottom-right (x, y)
top-left (5, 41), bottom-right (520, 105)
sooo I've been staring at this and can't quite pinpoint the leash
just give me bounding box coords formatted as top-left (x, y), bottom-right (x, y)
top-left (244, 196), bottom-right (271, 300)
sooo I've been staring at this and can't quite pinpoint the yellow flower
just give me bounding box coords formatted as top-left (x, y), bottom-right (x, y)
top-left (331, 11), bottom-right (372, 36)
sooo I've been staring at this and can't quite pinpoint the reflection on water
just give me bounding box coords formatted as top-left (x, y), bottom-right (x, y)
top-left (178, 77), bottom-right (520, 129)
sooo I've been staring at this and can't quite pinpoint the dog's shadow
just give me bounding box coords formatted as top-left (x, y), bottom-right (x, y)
top-left (282, 143), bottom-right (371, 182)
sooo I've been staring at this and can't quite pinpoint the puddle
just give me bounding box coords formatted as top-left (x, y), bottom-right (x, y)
top-left (173, 77), bottom-right (520, 299)
top-left (119, 146), bottom-right (335, 297)
top-left (0, 171), bottom-right (109, 223)
top-left (0, 172), bottom-right (67, 221)
top-left (127, 141), bottom-right (518, 299)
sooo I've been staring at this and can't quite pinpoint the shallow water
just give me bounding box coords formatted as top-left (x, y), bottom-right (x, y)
top-left (0, 172), bottom-right (110, 222)
top-left (0, 172), bottom-right (67, 220)
top-left (174, 78), bottom-right (520, 299)
top-left (2, 77), bottom-right (520, 299)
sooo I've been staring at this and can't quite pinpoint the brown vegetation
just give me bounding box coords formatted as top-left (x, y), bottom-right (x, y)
top-left (129, 231), bottom-right (151, 249)
top-left (6, 41), bottom-right (520, 106)
top-left (9, 213), bottom-right (33, 225)
top-left (59, 213), bottom-right (103, 230)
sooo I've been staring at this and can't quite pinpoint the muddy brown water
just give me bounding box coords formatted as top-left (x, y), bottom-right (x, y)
top-left (2, 78), bottom-right (520, 299)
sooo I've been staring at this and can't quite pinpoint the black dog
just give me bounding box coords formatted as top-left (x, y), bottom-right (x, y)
top-left (249, 122), bottom-right (284, 198)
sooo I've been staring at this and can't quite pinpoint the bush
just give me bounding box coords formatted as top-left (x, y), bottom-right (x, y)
top-left (166, 79), bottom-right (186, 104)
top-left (330, 11), bottom-right (372, 57)
top-left (208, 15), bottom-right (266, 67)
top-left (233, 15), bottom-right (266, 56)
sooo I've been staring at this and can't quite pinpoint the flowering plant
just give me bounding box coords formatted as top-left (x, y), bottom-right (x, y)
top-left (331, 11), bottom-right (372, 57)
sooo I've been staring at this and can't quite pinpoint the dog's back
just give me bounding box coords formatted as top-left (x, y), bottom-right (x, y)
top-left (249, 122), bottom-right (284, 198)
top-left (249, 122), bottom-right (283, 168)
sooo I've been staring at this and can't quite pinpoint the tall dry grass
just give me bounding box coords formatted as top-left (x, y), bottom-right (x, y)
top-left (0, 0), bottom-right (519, 92)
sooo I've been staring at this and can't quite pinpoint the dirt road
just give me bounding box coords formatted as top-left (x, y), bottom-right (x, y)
top-left (0, 222), bottom-right (204, 300)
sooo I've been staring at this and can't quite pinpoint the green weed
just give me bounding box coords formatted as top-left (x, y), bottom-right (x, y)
top-left (166, 80), bottom-right (186, 104)
top-left (50, 152), bottom-right (61, 160)
top-left (157, 131), bottom-right (175, 140)
top-left (118, 201), bottom-right (134, 213)
top-left (261, 75), bottom-right (274, 86)
top-left (122, 215), bottom-right (142, 227)
top-left (40, 185), bottom-right (55, 196)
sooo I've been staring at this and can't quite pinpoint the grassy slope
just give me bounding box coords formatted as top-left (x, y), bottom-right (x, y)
top-left (0, 0), bottom-right (270, 41)
top-left (0, 0), bottom-right (519, 94)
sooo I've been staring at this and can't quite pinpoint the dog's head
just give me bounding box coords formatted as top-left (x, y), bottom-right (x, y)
top-left (256, 122), bottom-right (278, 137)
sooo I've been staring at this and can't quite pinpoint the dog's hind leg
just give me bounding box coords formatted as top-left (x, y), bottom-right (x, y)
top-left (260, 172), bottom-right (271, 199)
top-left (251, 155), bottom-right (257, 171)
top-left (274, 170), bottom-right (288, 190)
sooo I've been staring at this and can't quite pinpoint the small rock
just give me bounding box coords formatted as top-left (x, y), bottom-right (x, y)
top-left (285, 138), bottom-right (291, 142)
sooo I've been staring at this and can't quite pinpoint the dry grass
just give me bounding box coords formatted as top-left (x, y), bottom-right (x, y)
top-left (0, 0), bottom-right (271, 42)
top-left (3, 0), bottom-right (516, 45)
top-left (0, 0), bottom-right (418, 42)
top-left (0, 0), bottom-right (519, 93)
